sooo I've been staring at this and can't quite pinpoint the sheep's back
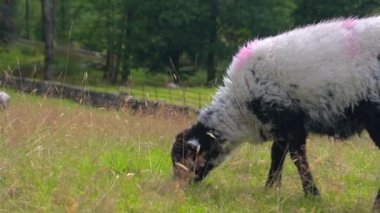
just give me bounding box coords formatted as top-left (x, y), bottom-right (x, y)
top-left (227, 16), bottom-right (380, 122)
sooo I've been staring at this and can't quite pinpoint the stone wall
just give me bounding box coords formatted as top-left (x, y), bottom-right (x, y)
top-left (0, 75), bottom-right (196, 114)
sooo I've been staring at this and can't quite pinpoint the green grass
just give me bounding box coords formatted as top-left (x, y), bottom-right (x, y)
top-left (0, 41), bottom-right (217, 108)
top-left (93, 85), bottom-right (216, 108)
top-left (0, 88), bottom-right (379, 212)
top-left (0, 40), bottom-right (103, 83)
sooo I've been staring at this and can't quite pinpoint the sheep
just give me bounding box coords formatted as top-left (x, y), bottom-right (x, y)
top-left (0, 91), bottom-right (10, 110)
top-left (171, 16), bottom-right (380, 209)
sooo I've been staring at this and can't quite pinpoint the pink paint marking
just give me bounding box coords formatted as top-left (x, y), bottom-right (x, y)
top-left (345, 36), bottom-right (360, 58)
top-left (232, 40), bottom-right (259, 71)
top-left (341, 17), bottom-right (356, 30)
top-left (341, 18), bottom-right (360, 59)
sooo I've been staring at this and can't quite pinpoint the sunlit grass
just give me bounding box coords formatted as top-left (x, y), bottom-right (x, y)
top-left (0, 88), bottom-right (378, 212)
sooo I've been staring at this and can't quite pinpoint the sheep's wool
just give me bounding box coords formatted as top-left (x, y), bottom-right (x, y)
top-left (199, 16), bottom-right (380, 142)
top-left (0, 91), bottom-right (10, 109)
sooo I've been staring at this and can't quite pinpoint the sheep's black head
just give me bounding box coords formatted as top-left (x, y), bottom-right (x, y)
top-left (171, 122), bottom-right (225, 186)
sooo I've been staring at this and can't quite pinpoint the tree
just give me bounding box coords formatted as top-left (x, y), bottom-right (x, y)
top-left (13, 0), bottom-right (43, 40)
top-left (56, 0), bottom-right (68, 42)
top-left (25, 0), bottom-right (30, 39)
top-left (104, 0), bottom-right (117, 82)
top-left (81, 0), bottom-right (126, 84)
top-left (13, 0), bottom-right (298, 84)
top-left (41, 0), bottom-right (55, 80)
top-left (206, 0), bottom-right (219, 86)
top-left (0, 0), bottom-right (16, 43)
top-left (119, 1), bottom-right (133, 84)
top-left (202, 0), bottom-right (296, 84)
top-left (294, 0), bottom-right (380, 25)
top-left (131, 0), bottom-right (209, 84)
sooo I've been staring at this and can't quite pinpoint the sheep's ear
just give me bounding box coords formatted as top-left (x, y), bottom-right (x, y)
top-left (187, 139), bottom-right (201, 154)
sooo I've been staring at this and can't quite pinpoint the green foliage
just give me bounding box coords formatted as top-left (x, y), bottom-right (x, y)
top-left (144, 1), bottom-right (204, 66)
top-left (9, 0), bottom-right (300, 84)
top-left (0, 41), bottom-right (100, 81)
top-left (6, 0), bottom-right (380, 85)
top-left (294, 0), bottom-right (380, 25)
top-left (14, 0), bottom-right (41, 40)
top-left (0, 0), bottom-right (16, 43)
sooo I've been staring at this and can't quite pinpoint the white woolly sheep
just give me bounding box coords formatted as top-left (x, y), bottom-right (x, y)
top-left (171, 16), bottom-right (380, 209)
top-left (0, 91), bottom-right (10, 110)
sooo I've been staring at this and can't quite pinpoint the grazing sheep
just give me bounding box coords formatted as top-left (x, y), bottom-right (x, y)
top-left (0, 91), bottom-right (10, 110)
top-left (171, 16), bottom-right (380, 209)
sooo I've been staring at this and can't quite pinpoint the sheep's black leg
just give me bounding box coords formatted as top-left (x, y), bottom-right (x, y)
top-left (266, 139), bottom-right (289, 188)
top-left (288, 131), bottom-right (320, 196)
top-left (366, 128), bottom-right (380, 211)
top-left (374, 189), bottom-right (380, 212)
top-left (360, 102), bottom-right (380, 211)
top-left (247, 96), bottom-right (319, 195)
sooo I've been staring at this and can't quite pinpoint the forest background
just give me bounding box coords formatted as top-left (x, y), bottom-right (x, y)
top-left (1, 0), bottom-right (380, 107)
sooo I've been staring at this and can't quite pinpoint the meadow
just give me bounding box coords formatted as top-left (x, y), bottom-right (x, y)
top-left (0, 41), bottom-right (217, 108)
top-left (0, 88), bottom-right (379, 212)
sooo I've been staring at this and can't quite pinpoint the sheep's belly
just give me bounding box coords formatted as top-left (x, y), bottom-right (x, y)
top-left (305, 100), bottom-right (373, 139)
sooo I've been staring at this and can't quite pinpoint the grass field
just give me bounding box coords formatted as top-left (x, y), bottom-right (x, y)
top-left (0, 41), bottom-right (217, 108)
top-left (0, 88), bottom-right (379, 212)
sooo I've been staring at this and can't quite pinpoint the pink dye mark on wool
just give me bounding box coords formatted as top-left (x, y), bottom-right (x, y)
top-left (341, 18), bottom-right (360, 59)
top-left (232, 40), bottom-right (259, 71)
top-left (341, 17), bottom-right (356, 30)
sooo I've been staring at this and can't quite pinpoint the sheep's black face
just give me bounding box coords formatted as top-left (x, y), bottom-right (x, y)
top-left (171, 123), bottom-right (224, 186)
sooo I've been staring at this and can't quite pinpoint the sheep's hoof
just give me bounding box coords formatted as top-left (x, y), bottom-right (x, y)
top-left (305, 186), bottom-right (320, 197)
top-left (265, 175), bottom-right (282, 189)
top-left (374, 199), bottom-right (380, 212)
top-left (265, 180), bottom-right (281, 189)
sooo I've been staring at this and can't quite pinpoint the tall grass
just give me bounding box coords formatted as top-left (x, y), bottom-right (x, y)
top-left (0, 88), bottom-right (378, 212)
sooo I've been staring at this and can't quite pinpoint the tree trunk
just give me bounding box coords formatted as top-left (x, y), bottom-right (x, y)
top-left (25, 0), bottom-right (30, 39)
top-left (120, 7), bottom-right (132, 84)
top-left (105, 50), bottom-right (115, 81)
top-left (112, 53), bottom-right (120, 84)
top-left (113, 12), bottom-right (122, 85)
top-left (41, 0), bottom-right (55, 80)
top-left (104, 0), bottom-right (117, 82)
top-left (104, 49), bottom-right (111, 79)
top-left (206, 0), bottom-right (218, 86)
top-left (170, 51), bottom-right (180, 84)
top-left (59, 0), bottom-right (66, 33)
top-left (0, 0), bottom-right (15, 43)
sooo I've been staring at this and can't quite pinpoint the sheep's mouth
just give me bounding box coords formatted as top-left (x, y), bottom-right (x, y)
top-left (174, 162), bottom-right (190, 172)
top-left (173, 162), bottom-right (196, 186)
